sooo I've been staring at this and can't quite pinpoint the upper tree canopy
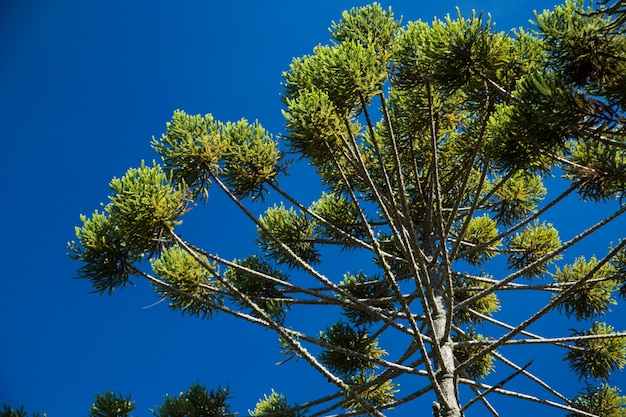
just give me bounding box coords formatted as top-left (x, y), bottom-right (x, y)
top-left (69, 1), bottom-right (626, 416)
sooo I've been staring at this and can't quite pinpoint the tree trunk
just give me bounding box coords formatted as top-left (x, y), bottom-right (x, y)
top-left (431, 291), bottom-right (461, 417)
top-left (427, 243), bottom-right (462, 417)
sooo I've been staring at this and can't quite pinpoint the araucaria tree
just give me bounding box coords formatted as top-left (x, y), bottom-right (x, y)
top-left (69, 1), bottom-right (626, 416)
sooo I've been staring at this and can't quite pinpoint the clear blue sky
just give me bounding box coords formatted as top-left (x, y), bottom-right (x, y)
top-left (1, 1), bottom-right (624, 416)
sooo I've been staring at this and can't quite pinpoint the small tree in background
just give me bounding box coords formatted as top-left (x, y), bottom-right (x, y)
top-left (0, 405), bottom-right (45, 417)
top-left (69, 1), bottom-right (626, 416)
top-left (88, 392), bottom-right (135, 417)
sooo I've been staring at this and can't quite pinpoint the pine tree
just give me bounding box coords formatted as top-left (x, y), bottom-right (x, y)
top-left (69, 1), bottom-right (626, 416)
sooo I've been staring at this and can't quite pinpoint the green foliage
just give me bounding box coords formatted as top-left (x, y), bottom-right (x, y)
top-left (220, 119), bottom-right (285, 201)
top-left (453, 276), bottom-right (500, 324)
top-left (535, 0), bottom-right (626, 99)
top-left (150, 245), bottom-right (222, 318)
top-left (277, 328), bottom-right (302, 362)
top-left (565, 322), bottom-right (626, 380)
top-left (69, 210), bottom-right (137, 294)
top-left (151, 382), bottom-right (232, 417)
top-left (280, 3), bottom-right (397, 186)
top-left (310, 192), bottom-right (367, 242)
top-left (341, 372), bottom-right (398, 416)
top-left (282, 88), bottom-right (348, 166)
top-left (453, 328), bottom-right (495, 380)
top-left (249, 390), bottom-right (306, 417)
top-left (0, 405), bottom-right (26, 417)
top-left (612, 242), bottom-right (626, 298)
top-left (108, 161), bottom-right (189, 254)
top-left (89, 392), bottom-right (135, 417)
top-left (552, 256), bottom-right (619, 320)
top-left (257, 204), bottom-right (319, 268)
top-left (151, 110), bottom-right (225, 202)
top-left (486, 0), bottom-right (626, 175)
top-left (69, 162), bottom-right (190, 294)
top-left (568, 383), bottom-right (626, 417)
top-left (486, 71), bottom-right (585, 172)
top-left (565, 137), bottom-right (626, 202)
top-left (318, 321), bottom-right (386, 377)
top-left (282, 40), bottom-right (388, 114)
top-left (153, 111), bottom-right (286, 202)
top-left (458, 214), bottom-right (501, 265)
top-left (0, 405), bottom-right (44, 417)
top-left (599, 0), bottom-right (626, 34)
top-left (490, 173), bottom-right (546, 226)
top-left (418, 10), bottom-right (513, 92)
top-left (225, 255), bottom-right (291, 322)
top-left (339, 272), bottom-right (394, 326)
top-left (330, 3), bottom-right (398, 62)
top-left (506, 220), bottom-right (562, 279)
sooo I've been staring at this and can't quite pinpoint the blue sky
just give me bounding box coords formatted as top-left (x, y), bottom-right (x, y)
top-left (1, 1), bottom-right (624, 416)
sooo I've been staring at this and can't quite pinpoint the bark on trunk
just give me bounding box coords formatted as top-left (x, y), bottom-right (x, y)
top-left (428, 259), bottom-right (462, 417)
